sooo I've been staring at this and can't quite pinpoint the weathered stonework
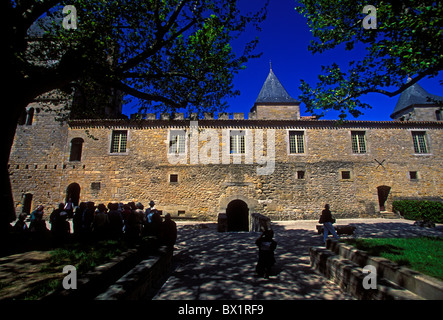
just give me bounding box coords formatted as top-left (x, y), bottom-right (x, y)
top-left (9, 115), bottom-right (443, 223)
top-left (8, 71), bottom-right (443, 227)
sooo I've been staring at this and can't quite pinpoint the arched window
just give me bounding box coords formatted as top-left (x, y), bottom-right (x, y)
top-left (25, 108), bottom-right (34, 125)
top-left (69, 138), bottom-right (84, 161)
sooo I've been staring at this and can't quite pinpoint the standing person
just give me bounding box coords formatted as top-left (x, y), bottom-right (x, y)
top-left (255, 229), bottom-right (277, 279)
top-left (144, 200), bottom-right (157, 235)
top-left (92, 203), bottom-right (109, 239)
top-left (107, 203), bottom-right (124, 239)
top-left (73, 202), bottom-right (86, 235)
top-left (29, 205), bottom-right (46, 233)
top-left (64, 198), bottom-right (74, 219)
top-left (161, 213), bottom-right (177, 248)
top-left (319, 204), bottom-right (339, 244)
top-left (29, 205), bottom-right (44, 226)
top-left (150, 204), bottom-right (162, 238)
top-left (50, 203), bottom-right (65, 233)
top-left (13, 213), bottom-right (29, 233)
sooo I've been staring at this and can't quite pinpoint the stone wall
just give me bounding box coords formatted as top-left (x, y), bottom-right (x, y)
top-left (9, 112), bottom-right (443, 221)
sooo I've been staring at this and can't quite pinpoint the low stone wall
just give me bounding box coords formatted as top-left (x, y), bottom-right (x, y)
top-left (42, 240), bottom-right (159, 300)
top-left (310, 239), bottom-right (443, 300)
top-left (95, 246), bottom-right (173, 300)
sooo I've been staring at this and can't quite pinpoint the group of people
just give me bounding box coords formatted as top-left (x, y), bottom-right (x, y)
top-left (12, 199), bottom-right (177, 248)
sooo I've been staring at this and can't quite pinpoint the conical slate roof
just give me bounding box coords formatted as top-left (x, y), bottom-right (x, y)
top-left (254, 68), bottom-right (299, 105)
top-left (391, 80), bottom-right (443, 118)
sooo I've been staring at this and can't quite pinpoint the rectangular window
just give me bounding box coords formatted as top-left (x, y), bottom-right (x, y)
top-left (296, 171), bottom-right (305, 179)
top-left (230, 130), bottom-right (245, 154)
top-left (110, 130), bottom-right (127, 153)
top-left (412, 131), bottom-right (428, 154)
top-left (289, 131), bottom-right (305, 154)
top-left (351, 131), bottom-right (366, 154)
top-left (170, 174), bottom-right (178, 183)
top-left (341, 171), bottom-right (351, 180)
top-left (169, 130), bottom-right (186, 154)
top-left (409, 171), bottom-right (418, 180)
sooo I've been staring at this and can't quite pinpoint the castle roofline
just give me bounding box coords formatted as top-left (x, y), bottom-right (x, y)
top-left (253, 68), bottom-right (299, 108)
top-left (391, 80), bottom-right (443, 119)
top-left (68, 118), bottom-right (443, 130)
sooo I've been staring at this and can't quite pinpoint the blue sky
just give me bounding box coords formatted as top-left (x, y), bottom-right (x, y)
top-left (224, 0), bottom-right (443, 121)
top-left (120, 0), bottom-right (442, 121)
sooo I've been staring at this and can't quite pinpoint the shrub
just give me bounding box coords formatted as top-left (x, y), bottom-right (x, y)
top-left (392, 200), bottom-right (443, 223)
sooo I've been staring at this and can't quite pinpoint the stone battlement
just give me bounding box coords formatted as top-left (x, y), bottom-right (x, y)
top-left (130, 112), bottom-right (255, 120)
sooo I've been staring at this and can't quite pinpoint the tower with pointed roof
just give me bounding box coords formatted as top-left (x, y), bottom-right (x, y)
top-left (250, 66), bottom-right (300, 120)
top-left (391, 79), bottom-right (443, 121)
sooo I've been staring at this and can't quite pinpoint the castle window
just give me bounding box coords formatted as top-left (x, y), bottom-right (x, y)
top-left (169, 174), bottom-right (178, 183)
top-left (25, 108), bottom-right (34, 126)
top-left (91, 182), bottom-right (101, 190)
top-left (69, 138), bottom-right (84, 161)
top-left (289, 131), bottom-right (305, 154)
top-left (436, 110), bottom-right (442, 121)
top-left (409, 171), bottom-right (418, 180)
top-left (169, 130), bottom-right (186, 154)
top-left (296, 170), bottom-right (305, 179)
top-left (412, 131), bottom-right (428, 154)
top-left (341, 171), bottom-right (351, 180)
top-left (110, 130), bottom-right (127, 153)
top-left (230, 130), bottom-right (245, 154)
top-left (351, 131), bottom-right (366, 154)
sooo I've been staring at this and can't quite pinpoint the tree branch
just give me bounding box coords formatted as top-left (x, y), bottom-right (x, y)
top-left (113, 81), bottom-right (186, 109)
top-left (118, 0), bottom-right (198, 73)
top-left (331, 64), bottom-right (443, 106)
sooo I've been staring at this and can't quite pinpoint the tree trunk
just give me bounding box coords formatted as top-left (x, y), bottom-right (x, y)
top-left (0, 83), bottom-right (29, 239)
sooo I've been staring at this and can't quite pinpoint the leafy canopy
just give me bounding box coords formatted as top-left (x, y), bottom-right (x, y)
top-left (295, 0), bottom-right (442, 119)
top-left (15, 0), bottom-right (268, 117)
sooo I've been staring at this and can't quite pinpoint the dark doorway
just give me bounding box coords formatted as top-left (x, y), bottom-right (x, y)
top-left (226, 200), bottom-right (249, 231)
top-left (66, 183), bottom-right (81, 207)
top-left (22, 193), bottom-right (33, 214)
top-left (377, 186), bottom-right (391, 211)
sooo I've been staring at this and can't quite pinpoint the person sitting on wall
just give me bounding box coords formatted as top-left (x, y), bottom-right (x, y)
top-left (318, 204), bottom-right (339, 244)
top-left (255, 229), bottom-right (277, 279)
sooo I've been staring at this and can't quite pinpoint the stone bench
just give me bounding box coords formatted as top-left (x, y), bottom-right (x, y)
top-left (316, 224), bottom-right (356, 235)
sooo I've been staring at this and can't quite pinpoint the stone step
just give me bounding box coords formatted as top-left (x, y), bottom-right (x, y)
top-left (325, 239), bottom-right (443, 299)
top-left (310, 246), bottom-right (425, 300)
top-left (376, 278), bottom-right (424, 300)
top-left (379, 211), bottom-right (401, 219)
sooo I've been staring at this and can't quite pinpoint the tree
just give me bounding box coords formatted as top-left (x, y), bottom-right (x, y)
top-left (1, 0), bottom-right (267, 234)
top-left (295, 0), bottom-right (442, 119)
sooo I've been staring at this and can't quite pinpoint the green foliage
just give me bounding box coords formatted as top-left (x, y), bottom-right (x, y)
top-left (30, 0), bottom-right (268, 117)
top-left (392, 200), bottom-right (443, 223)
top-left (295, 0), bottom-right (443, 119)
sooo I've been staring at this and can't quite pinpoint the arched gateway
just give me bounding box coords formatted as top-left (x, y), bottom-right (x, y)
top-left (226, 199), bottom-right (249, 232)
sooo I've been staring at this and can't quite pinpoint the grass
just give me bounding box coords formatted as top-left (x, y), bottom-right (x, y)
top-left (343, 237), bottom-right (443, 281)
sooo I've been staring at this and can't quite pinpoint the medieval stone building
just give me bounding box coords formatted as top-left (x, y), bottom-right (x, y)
top-left (8, 69), bottom-right (443, 230)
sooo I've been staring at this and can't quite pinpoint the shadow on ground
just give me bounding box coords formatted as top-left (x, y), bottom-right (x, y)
top-left (152, 223), bottom-right (353, 300)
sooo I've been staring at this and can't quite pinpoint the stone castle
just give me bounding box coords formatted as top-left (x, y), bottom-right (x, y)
top-left (9, 68), bottom-right (443, 231)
